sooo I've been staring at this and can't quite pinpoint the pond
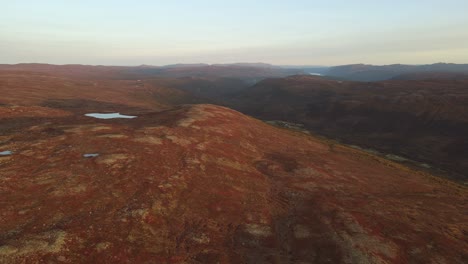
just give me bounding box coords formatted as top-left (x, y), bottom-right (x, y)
top-left (0, 150), bottom-right (13, 156)
top-left (83, 153), bottom-right (99, 158)
top-left (84, 113), bottom-right (137, 119)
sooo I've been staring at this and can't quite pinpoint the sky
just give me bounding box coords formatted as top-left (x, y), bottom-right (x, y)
top-left (1, 0), bottom-right (468, 66)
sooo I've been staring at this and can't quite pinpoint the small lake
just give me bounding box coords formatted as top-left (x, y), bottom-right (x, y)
top-left (83, 153), bottom-right (99, 158)
top-left (0, 151), bottom-right (13, 156)
top-left (84, 113), bottom-right (137, 119)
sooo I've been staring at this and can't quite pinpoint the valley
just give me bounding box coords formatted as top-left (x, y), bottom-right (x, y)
top-left (0, 64), bottom-right (467, 263)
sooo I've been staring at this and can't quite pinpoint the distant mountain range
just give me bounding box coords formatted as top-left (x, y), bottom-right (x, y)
top-left (3, 62), bottom-right (468, 82)
top-left (0, 63), bottom-right (302, 80)
top-left (322, 63), bottom-right (468, 81)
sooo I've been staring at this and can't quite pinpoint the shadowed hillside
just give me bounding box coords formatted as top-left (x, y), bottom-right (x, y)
top-left (392, 72), bottom-right (468, 81)
top-left (226, 75), bottom-right (468, 181)
top-left (325, 63), bottom-right (468, 81)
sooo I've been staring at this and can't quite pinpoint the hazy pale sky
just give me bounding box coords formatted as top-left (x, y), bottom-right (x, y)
top-left (1, 0), bottom-right (468, 66)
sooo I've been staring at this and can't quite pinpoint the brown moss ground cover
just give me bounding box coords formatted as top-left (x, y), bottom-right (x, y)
top-left (0, 104), bottom-right (466, 263)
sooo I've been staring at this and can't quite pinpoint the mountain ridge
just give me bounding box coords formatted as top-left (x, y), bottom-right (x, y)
top-left (1, 103), bottom-right (466, 263)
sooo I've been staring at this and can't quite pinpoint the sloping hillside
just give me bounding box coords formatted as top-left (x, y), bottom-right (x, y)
top-left (0, 71), bottom-right (203, 112)
top-left (227, 75), bottom-right (468, 181)
top-left (0, 104), bottom-right (466, 263)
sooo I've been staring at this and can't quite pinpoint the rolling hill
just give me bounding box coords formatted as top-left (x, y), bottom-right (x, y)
top-left (0, 64), bottom-right (467, 263)
top-left (1, 103), bottom-right (466, 263)
top-left (226, 75), bottom-right (468, 181)
top-left (324, 63), bottom-right (468, 81)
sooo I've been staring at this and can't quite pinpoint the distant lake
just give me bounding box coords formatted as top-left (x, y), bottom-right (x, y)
top-left (309, 73), bottom-right (323, 76)
top-left (85, 113), bottom-right (137, 119)
top-left (0, 150), bottom-right (13, 156)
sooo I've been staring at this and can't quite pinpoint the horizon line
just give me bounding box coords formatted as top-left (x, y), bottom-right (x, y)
top-left (1, 61), bottom-right (466, 68)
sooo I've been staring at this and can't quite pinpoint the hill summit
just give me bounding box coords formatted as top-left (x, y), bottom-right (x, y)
top-left (0, 104), bottom-right (465, 263)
